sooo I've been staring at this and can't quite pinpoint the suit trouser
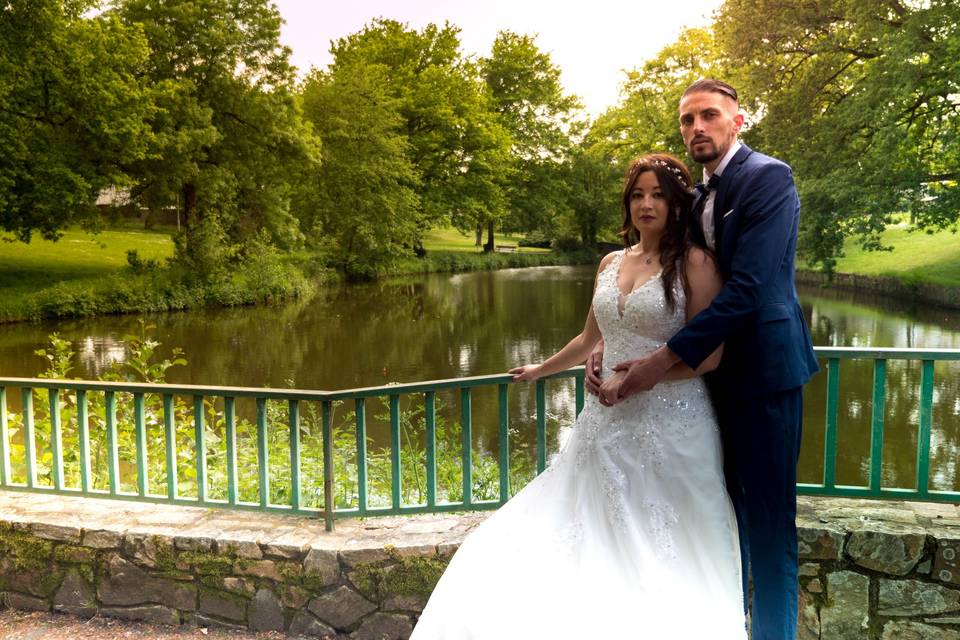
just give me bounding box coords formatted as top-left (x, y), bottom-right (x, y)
top-left (714, 386), bottom-right (803, 640)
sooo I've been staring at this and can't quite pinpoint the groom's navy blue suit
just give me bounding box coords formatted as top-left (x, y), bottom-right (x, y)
top-left (667, 143), bottom-right (819, 640)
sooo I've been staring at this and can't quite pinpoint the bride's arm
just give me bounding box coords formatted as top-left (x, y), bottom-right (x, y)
top-left (662, 248), bottom-right (724, 381)
top-left (511, 253), bottom-right (616, 382)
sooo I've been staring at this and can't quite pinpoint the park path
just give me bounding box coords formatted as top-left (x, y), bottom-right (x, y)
top-left (0, 609), bottom-right (347, 640)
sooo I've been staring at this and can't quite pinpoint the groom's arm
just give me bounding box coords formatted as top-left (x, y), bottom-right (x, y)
top-left (666, 161), bottom-right (799, 370)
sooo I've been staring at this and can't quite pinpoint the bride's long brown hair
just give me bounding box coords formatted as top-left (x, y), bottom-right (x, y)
top-left (619, 153), bottom-right (696, 313)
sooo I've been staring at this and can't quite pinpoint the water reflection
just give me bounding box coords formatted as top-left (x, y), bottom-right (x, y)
top-left (1, 268), bottom-right (959, 493)
top-left (800, 286), bottom-right (960, 492)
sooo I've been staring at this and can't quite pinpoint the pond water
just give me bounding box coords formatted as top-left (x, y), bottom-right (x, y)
top-left (2, 265), bottom-right (959, 494)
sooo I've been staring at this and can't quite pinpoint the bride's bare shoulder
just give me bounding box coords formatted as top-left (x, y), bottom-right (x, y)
top-left (597, 250), bottom-right (622, 273)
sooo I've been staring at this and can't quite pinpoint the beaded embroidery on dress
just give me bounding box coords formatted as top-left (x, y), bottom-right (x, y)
top-left (411, 250), bottom-right (746, 639)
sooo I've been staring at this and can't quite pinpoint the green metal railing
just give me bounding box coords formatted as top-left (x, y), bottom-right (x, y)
top-left (798, 347), bottom-right (960, 502)
top-left (0, 370), bottom-right (585, 532)
top-left (1, 347), bottom-right (958, 531)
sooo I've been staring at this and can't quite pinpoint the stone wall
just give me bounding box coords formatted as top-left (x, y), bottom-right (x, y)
top-left (0, 492), bottom-right (486, 639)
top-left (796, 497), bottom-right (960, 639)
top-left (795, 269), bottom-right (960, 311)
top-left (3, 492), bottom-right (960, 639)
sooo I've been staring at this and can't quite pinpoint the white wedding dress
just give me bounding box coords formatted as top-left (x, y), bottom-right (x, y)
top-left (411, 251), bottom-right (746, 639)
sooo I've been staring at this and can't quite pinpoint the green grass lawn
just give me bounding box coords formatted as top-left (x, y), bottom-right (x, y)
top-left (829, 219), bottom-right (960, 288)
top-left (0, 225), bottom-right (551, 320)
top-left (422, 227), bottom-right (550, 253)
top-left (0, 228), bottom-right (175, 317)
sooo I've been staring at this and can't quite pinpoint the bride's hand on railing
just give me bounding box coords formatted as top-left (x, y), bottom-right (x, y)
top-left (509, 364), bottom-right (542, 382)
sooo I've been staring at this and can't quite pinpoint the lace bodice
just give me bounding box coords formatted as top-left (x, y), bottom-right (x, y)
top-left (593, 250), bottom-right (687, 372)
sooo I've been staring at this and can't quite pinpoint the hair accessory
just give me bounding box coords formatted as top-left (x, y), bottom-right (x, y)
top-left (650, 159), bottom-right (690, 186)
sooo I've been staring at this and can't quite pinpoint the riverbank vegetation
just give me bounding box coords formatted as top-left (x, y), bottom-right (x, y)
top-left (0, 225), bottom-right (587, 322)
top-left (1, 0), bottom-right (956, 318)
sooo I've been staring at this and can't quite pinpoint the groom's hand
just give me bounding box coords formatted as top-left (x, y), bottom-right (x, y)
top-left (611, 347), bottom-right (680, 401)
top-left (597, 371), bottom-right (624, 407)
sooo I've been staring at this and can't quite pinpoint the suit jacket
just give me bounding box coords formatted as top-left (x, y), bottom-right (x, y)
top-left (667, 144), bottom-right (819, 397)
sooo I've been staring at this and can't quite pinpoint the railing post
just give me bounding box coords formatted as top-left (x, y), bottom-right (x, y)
top-left (461, 388), bottom-right (472, 507)
top-left (355, 398), bottom-right (367, 514)
top-left (389, 394), bottom-right (401, 511)
top-left (536, 379), bottom-right (547, 474)
top-left (77, 390), bottom-right (91, 493)
top-left (498, 383), bottom-right (510, 503)
top-left (105, 390), bottom-right (119, 494)
top-left (163, 393), bottom-right (177, 500)
top-left (134, 392), bottom-right (147, 497)
top-left (322, 400), bottom-right (335, 531)
top-left (0, 387), bottom-right (8, 486)
top-left (22, 388), bottom-right (36, 488)
top-left (425, 391), bottom-right (437, 508)
top-left (257, 397), bottom-right (269, 508)
top-left (289, 399), bottom-right (301, 511)
top-left (917, 360), bottom-right (934, 497)
top-left (575, 371), bottom-right (585, 416)
top-left (225, 397), bottom-right (237, 506)
top-left (823, 358), bottom-right (840, 490)
top-left (194, 395), bottom-right (207, 503)
top-left (868, 359), bottom-right (887, 496)
top-left (49, 388), bottom-right (63, 490)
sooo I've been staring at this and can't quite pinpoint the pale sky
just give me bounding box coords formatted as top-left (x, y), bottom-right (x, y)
top-left (273, 0), bottom-right (724, 117)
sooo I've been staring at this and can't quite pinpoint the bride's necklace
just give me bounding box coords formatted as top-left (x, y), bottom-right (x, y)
top-left (630, 245), bottom-right (659, 265)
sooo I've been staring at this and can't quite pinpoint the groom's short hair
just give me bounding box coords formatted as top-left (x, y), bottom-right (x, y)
top-left (683, 79), bottom-right (739, 104)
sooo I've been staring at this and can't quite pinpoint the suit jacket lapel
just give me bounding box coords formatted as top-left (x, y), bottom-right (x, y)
top-left (713, 143), bottom-right (753, 256)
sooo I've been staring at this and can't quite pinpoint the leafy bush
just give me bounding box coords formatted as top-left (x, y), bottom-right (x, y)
top-left (22, 251), bottom-right (314, 321)
top-left (517, 230), bottom-right (551, 249)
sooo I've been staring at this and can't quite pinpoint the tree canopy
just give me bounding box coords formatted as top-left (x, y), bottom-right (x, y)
top-left (113, 0), bottom-right (320, 271)
top-left (481, 31), bottom-right (580, 247)
top-left (715, 0), bottom-right (960, 270)
top-left (0, 0), bottom-right (155, 241)
top-left (2, 1), bottom-right (957, 276)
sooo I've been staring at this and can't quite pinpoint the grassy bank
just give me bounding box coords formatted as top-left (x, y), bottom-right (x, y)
top-left (825, 219), bottom-right (960, 288)
top-left (0, 228), bottom-right (317, 322)
top-left (391, 227), bottom-right (589, 275)
top-left (0, 226), bottom-right (587, 322)
top-left (798, 219), bottom-right (960, 308)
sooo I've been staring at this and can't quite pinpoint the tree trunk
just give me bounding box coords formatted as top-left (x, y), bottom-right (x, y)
top-left (483, 220), bottom-right (495, 252)
top-left (475, 224), bottom-right (483, 247)
top-left (181, 182), bottom-right (198, 256)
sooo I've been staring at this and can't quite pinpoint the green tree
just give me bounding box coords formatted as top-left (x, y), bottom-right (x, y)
top-left (480, 32), bottom-right (580, 249)
top-left (298, 62), bottom-right (420, 278)
top-left (715, 0), bottom-right (960, 271)
top-left (0, 0), bottom-right (155, 241)
top-left (590, 27), bottom-right (722, 166)
top-left (328, 19), bottom-right (511, 253)
top-left (564, 140), bottom-right (623, 249)
top-left (113, 0), bottom-right (320, 272)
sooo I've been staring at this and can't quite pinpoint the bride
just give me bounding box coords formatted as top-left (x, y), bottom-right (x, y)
top-left (410, 154), bottom-right (746, 639)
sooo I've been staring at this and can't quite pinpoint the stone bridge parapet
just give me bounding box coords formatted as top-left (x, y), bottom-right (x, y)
top-left (2, 492), bottom-right (960, 639)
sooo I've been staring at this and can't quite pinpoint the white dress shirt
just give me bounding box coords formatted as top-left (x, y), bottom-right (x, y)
top-left (701, 141), bottom-right (742, 250)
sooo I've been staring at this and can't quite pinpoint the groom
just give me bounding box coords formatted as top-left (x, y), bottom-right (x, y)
top-left (587, 79), bottom-right (819, 640)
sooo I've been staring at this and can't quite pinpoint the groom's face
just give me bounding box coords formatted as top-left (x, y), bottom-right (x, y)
top-left (678, 91), bottom-right (744, 167)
